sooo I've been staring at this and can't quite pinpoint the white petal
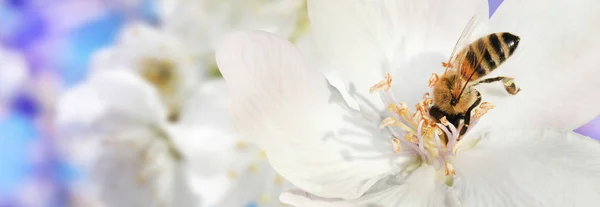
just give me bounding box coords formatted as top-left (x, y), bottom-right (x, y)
top-left (213, 161), bottom-right (293, 207)
top-left (158, 0), bottom-right (307, 61)
top-left (0, 47), bottom-right (28, 102)
top-left (280, 166), bottom-right (448, 207)
top-left (56, 82), bottom-right (106, 136)
top-left (473, 0), bottom-right (600, 131)
top-left (56, 69), bottom-right (167, 135)
top-left (90, 23), bottom-right (202, 117)
top-left (452, 129), bottom-right (600, 206)
top-left (217, 30), bottom-right (409, 199)
top-left (178, 79), bottom-right (231, 130)
top-left (170, 125), bottom-right (293, 207)
top-left (86, 129), bottom-right (184, 207)
top-left (308, 0), bottom-right (488, 106)
top-left (165, 124), bottom-right (237, 177)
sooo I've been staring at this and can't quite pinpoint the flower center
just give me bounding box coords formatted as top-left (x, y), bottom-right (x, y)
top-left (140, 58), bottom-right (181, 122)
top-left (370, 74), bottom-right (494, 180)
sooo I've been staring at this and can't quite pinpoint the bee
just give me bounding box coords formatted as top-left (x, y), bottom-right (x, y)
top-left (429, 16), bottom-right (521, 135)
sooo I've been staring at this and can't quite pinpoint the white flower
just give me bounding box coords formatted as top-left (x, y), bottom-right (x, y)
top-left (57, 69), bottom-right (198, 207)
top-left (90, 23), bottom-right (202, 121)
top-left (157, 0), bottom-right (309, 68)
top-left (215, 0), bottom-right (600, 206)
top-left (57, 24), bottom-right (292, 207)
top-left (0, 46), bottom-right (28, 103)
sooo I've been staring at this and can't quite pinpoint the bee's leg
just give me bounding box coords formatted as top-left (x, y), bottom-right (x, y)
top-left (461, 90), bottom-right (482, 135)
top-left (472, 76), bottom-right (521, 95)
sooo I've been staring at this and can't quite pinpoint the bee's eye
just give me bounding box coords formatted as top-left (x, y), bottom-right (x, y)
top-left (450, 98), bottom-right (457, 106)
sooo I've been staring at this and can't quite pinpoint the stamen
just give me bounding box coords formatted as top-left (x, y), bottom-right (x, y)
top-left (257, 151), bottom-right (267, 159)
top-left (388, 103), bottom-right (417, 127)
top-left (259, 194), bottom-right (272, 203)
top-left (227, 170), bottom-right (238, 180)
top-left (439, 116), bottom-right (450, 126)
top-left (416, 121), bottom-right (432, 163)
top-left (380, 117), bottom-right (417, 134)
top-left (274, 175), bottom-right (285, 185)
top-left (248, 164), bottom-right (259, 173)
top-left (379, 117), bottom-right (397, 128)
top-left (386, 127), bottom-right (423, 161)
top-left (405, 133), bottom-right (419, 144)
top-left (369, 73), bottom-right (392, 93)
top-left (433, 131), bottom-right (445, 165)
top-left (445, 162), bottom-right (456, 176)
top-left (474, 102), bottom-right (494, 119)
top-left (428, 73), bottom-right (439, 88)
top-left (235, 140), bottom-right (247, 150)
top-left (370, 73), bottom-right (489, 175)
top-left (391, 138), bottom-right (401, 153)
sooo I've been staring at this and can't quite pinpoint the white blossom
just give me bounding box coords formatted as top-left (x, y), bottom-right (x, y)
top-left (215, 0), bottom-right (600, 206)
top-left (57, 24), bottom-right (292, 207)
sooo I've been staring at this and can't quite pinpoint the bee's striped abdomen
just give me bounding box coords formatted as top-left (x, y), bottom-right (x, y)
top-left (459, 32), bottom-right (520, 81)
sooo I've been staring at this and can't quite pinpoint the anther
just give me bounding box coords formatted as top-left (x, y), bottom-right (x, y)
top-left (474, 102), bottom-right (494, 119)
top-left (369, 74), bottom-right (392, 93)
top-left (259, 194), bottom-right (272, 203)
top-left (380, 117), bottom-right (397, 128)
top-left (274, 175), bottom-right (285, 185)
top-left (235, 140), bottom-right (247, 150)
top-left (445, 162), bottom-right (456, 176)
top-left (257, 151), bottom-right (267, 159)
top-left (227, 170), bottom-right (238, 180)
top-left (248, 164), bottom-right (259, 173)
top-left (428, 73), bottom-right (439, 87)
top-left (405, 133), bottom-right (419, 144)
top-left (391, 138), bottom-right (402, 153)
top-left (440, 116), bottom-right (450, 126)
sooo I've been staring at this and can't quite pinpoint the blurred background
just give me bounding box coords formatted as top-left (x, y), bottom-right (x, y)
top-left (0, 0), bottom-right (598, 206)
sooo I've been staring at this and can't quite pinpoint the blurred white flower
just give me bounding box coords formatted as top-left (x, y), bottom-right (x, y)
top-left (90, 23), bottom-right (203, 121)
top-left (0, 46), bottom-right (28, 104)
top-left (57, 24), bottom-right (292, 207)
top-left (215, 0), bottom-right (600, 206)
top-left (157, 0), bottom-right (309, 70)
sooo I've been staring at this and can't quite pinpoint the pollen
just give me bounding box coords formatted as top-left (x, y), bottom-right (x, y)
top-left (137, 174), bottom-right (146, 184)
top-left (248, 163), bottom-right (259, 173)
top-left (388, 102), bottom-right (416, 127)
top-left (441, 61), bottom-right (454, 68)
top-left (369, 73), bottom-right (392, 93)
top-left (405, 133), bottom-right (419, 144)
top-left (235, 140), bottom-right (247, 150)
top-left (259, 194), bottom-right (272, 203)
top-left (444, 162), bottom-right (456, 176)
top-left (380, 117), bottom-right (397, 128)
top-left (274, 175), bottom-right (285, 185)
top-left (257, 151), bottom-right (267, 159)
top-left (428, 73), bottom-right (439, 87)
top-left (474, 102), bottom-right (494, 119)
top-left (392, 138), bottom-right (402, 153)
top-left (227, 170), bottom-right (238, 180)
top-left (439, 116), bottom-right (450, 126)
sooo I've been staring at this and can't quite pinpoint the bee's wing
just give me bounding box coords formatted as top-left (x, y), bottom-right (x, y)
top-left (447, 16), bottom-right (485, 98)
top-left (445, 16), bottom-right (479, 74)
